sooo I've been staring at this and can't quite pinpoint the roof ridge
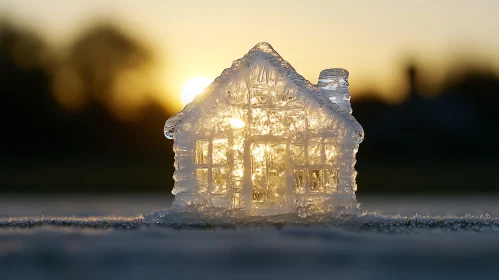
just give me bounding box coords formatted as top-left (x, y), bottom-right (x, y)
top-left (164, 43), bottom-right (363, 141)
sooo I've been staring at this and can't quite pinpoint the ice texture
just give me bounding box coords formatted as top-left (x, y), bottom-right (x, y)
top-left (164, 42), bottom-right (364, 216)
top-left (143, 208), bottom-right (499, 233)
top-left (2, 213), bottom-right (499, 234)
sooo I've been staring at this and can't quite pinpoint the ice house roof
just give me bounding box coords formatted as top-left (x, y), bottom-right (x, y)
top-left (164, 42), bottom-right (364, 142)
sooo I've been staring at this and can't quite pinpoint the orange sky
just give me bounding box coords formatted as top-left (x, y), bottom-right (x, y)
top-left (2, 0), bottom-right (499, 111)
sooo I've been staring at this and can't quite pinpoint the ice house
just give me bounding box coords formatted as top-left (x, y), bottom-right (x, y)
top-left (164, 42), bottom-right (364, 215)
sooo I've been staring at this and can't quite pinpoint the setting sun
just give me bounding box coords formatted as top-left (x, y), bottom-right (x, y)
top-left (181, 76), bottom-right (213, 105)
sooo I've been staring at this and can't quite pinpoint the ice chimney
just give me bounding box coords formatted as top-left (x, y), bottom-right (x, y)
top-left (317, 68), bottom-right (352, 113)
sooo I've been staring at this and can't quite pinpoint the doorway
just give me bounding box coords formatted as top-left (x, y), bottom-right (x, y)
top-left (250, 142), bottom-right (287, 210)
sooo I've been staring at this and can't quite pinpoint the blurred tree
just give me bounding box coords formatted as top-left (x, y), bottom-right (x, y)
top-left (50, 23), bottom-right (173, 158)
top-left (0, 20), bottom-right (174, 193)
top-left (0, 20), bottom-right (65, 157)
top-left (53, 23), bottom-right (159, 120)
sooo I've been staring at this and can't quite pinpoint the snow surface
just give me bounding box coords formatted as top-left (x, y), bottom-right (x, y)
top-left (2, 219), bottom-right (499, 280)
top-left (2, 196), bottom-right (499, 280)
top-left (2, 211), bottom-right (499, 233)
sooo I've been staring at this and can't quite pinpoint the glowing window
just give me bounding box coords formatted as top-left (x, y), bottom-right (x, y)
top-left (292, 138), bottom-right (339, 194)
top-left (292, 145), bottom-right (306, 165)
top-left (294, 169), bottom-right (306, 194)
top-left (212, 138), bottom-right (228, 165)
top-left (307, 138), bottom-right (322, 165)
top-left (195, 140), bottom-right (209, 164)
top-left (196, 168), bottom-right (208, 193)
top-left (325, 169), bottom-right (338, 193)
top-left (325, 143), bottom-right (337, 165)
top-left (308, 169), bottom-right (325, 193)
top-left (212, 167), bottom-right (227, 194)
top-left (195, 138), bottom-right (229, 194)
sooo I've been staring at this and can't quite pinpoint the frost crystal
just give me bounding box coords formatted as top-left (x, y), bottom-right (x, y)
top-left (164, 42), bottom-right (364, 216)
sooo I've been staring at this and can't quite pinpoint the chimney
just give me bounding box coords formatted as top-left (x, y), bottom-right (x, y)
top-left (317, 68), bottom-right (352, 113)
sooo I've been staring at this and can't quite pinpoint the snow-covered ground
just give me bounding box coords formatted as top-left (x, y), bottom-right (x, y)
top-left (1, 195), bottom-right (499, 280)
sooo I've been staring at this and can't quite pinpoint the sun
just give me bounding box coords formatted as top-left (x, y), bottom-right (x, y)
top-left (181, 76), bottom-right (213, 105)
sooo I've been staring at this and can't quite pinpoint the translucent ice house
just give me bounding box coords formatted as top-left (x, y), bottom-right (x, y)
top-left (164, 42), bottom-right (364, 215)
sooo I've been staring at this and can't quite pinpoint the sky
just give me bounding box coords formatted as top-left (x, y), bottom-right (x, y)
top-left (2, 0), bottom-right (499, 110)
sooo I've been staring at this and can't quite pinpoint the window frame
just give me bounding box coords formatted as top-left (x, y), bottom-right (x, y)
top-left (194, 138), bottom-right (229, 195)
top-left (291, 137), bottom-right (339, 195)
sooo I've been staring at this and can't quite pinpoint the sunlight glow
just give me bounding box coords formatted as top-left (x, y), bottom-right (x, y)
top-left (181, 76), bottom-right (213, 105)
top-left (230, 118), bottom-right (245, 129)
